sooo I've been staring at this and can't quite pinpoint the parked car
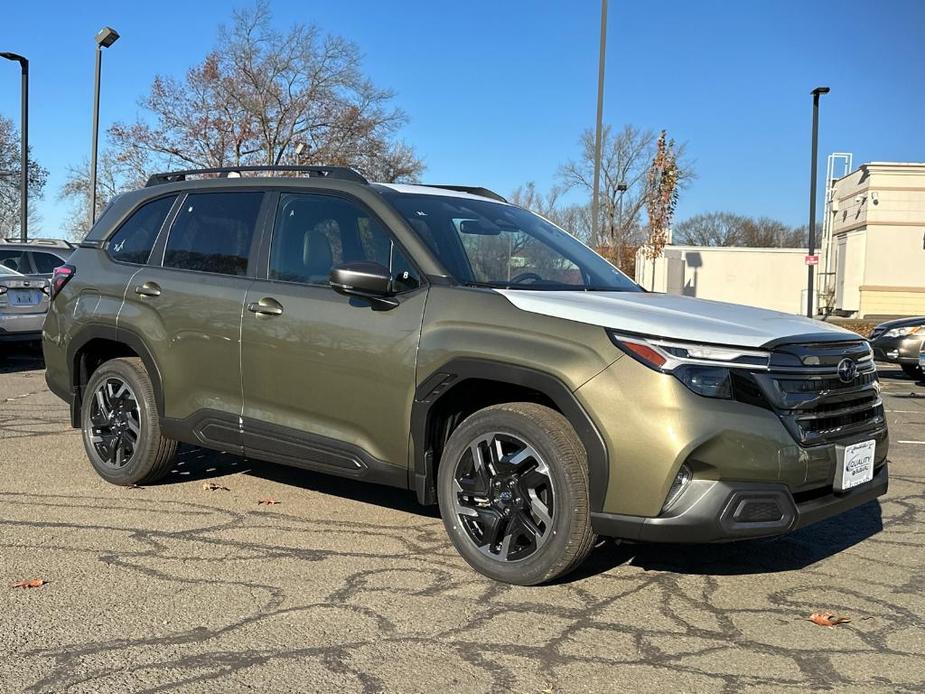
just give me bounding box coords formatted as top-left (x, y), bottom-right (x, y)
top-left (0, 238), bottom-right (74, 279)
top-left (0, 263), bottom-right (50, 343)
top-left (42, 165), bottom-right (889, 585)
top-left (869, 316), bottom-right (924, 379)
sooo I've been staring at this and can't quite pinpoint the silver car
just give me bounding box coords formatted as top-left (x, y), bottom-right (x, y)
top-left (0, 264), bottom-right (50, 343)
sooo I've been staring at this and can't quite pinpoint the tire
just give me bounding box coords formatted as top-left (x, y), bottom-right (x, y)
top-left (81, 357), bottom-right (176, 485)
top-left (900, 363), bottom-right (922, 380)
top-left (437, 402), bottom-right (596, 585)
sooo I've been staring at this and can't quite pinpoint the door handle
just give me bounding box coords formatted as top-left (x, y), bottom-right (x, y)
top-left (247, 297), bottom-right (284, 316)
top-left (134, 281), bottom-right (161, 297)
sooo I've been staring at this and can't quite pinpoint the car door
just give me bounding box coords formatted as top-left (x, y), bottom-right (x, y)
top-left (240, 190), bottom-right (427, 484)
top-left (122, 190), bottom-right (268, 455)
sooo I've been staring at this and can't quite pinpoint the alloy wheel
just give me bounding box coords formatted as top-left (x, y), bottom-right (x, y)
top-left (452, 432), bottom-right (556, 562)
top-left (88, 377), bottom-right (141, 468)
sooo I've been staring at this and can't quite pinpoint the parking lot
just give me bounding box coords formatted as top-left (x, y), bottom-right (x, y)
top-left (0, 344), bottom-right (923, 693)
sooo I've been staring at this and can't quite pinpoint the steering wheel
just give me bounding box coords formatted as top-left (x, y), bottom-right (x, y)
top-left (509, 272), bottom-right (543, 285)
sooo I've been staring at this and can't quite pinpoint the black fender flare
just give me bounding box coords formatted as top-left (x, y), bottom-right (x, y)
top-left (410, 357), bottom-right (609, 512)
top-left (67, 323), bottom-right (165, 426)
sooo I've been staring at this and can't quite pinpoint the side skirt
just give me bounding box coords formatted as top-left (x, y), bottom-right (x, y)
top-left (160, 409), bottom-right (407, 490)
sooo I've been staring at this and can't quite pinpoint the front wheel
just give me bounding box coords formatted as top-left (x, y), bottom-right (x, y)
top-left (900, 363), bottom-right (923, 380)
top-left (437, 402), bottom-right (595, 585)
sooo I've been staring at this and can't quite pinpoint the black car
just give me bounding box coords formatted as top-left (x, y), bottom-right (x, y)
top-left (869, 316), bottom-right (924, 378)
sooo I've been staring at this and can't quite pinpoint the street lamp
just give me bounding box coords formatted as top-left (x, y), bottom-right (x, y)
top-left (590, 0), bottom-right (608, 250)
top-left (89, 26), bottom-right (119, 229)
top-left (0, 52), bottom-right (29, 242)
top-left (806, 86), bottom-right (830, 318)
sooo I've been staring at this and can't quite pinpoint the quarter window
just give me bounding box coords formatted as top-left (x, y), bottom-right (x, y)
top-left (31, 251), bottom-right (69, 274)
top-left (269, 193), bottom-right (419, 291)
top-left (108, 195), bottom-right (177, 265)
top-left (164, 192), bottom-right (263, 276)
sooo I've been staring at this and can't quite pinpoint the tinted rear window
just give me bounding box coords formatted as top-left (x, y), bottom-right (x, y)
top-left (31, 251), bottom-right (69, 274)
top-left (163, 192), bottom-right (263, 276)
top-left (108, 195), bottom-right (177, 265)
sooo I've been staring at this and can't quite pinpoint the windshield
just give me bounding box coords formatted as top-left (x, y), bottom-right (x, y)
top-left (383, 192), bottom-right (641, 291)
top-left (0, 263), bottom-right (23, 276)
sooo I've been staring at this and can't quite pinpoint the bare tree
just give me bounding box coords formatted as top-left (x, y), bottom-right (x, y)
top-left (643, 131), bottom-right (680, 289)
top-left (0, 115), bottom-right (47, 238)
top-left (675, 211), bottom-right (810, 248)
top-left (508, 181), bottom-right (591, 241)
top-left (59, 151), bottom-right (148, 240)
top-left (674, 211), bottom-right (747, 246)
top-left (558, 124), bottom-right (693, 270)
top-left (109, 2), bottom-right (422, 180)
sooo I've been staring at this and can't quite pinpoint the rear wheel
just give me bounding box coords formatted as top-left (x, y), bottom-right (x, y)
top-left (437, 402), bottom-right (595, 585)
top-left (81, 357), bottom-right (176, 485)
top-left (901, 363), bottom-right (923, 379)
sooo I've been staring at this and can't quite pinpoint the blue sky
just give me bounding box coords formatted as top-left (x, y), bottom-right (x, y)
top-left (1, 0), bottom-right (923, 234)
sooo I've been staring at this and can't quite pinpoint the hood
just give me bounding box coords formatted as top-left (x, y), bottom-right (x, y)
top-left (873, 315), bottom-right (925, 330)
top-left (495, 290), bottom-right (857, 348)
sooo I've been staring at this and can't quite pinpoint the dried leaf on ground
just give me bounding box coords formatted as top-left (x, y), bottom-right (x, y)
top-left (808, 611), bottom-right (851, 628)
top-left (202, 482), bottom-right (230, 492)
top-left (11, 579), bottom-right (47, 589)
top-left (257, 498), bottom-right (280, 506)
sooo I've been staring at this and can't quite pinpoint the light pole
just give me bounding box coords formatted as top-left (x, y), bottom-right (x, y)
top-left (89, 26), bottom-right (119, 230)
top-left (0, 52), bottom-right (28, 242)
top-left (590, 0), bottom-right (608, 250)
top-left (806, 86), bottom-right (829, 318)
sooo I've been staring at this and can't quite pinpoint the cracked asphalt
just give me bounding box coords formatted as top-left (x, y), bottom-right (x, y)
top-left (0, 344), bottom-right (923, 693)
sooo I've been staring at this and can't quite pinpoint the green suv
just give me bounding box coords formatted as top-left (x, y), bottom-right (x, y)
top-left (43, 166), bottom-right (889, 584)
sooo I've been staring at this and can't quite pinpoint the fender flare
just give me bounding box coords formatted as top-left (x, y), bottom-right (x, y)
top-left (67, 323), bottom-right (165, 426)
top-left (410, 357), bottom-right (609, 512)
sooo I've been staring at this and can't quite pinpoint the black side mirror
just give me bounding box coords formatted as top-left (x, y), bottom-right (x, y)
top-left (329, 261), bottom-right (398, 310)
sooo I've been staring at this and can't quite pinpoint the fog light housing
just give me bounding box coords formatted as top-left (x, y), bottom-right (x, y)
top-left (662, 463), bottom-right (692, 512)
top-left (675, 365), bottom-right (733, 399)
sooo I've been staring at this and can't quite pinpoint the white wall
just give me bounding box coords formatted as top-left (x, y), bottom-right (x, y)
top-left (637, 246), bottom-right (811, 314)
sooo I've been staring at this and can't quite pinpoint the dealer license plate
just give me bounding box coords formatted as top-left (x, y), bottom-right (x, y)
top-left (835, 439), bottom-right (875, 491)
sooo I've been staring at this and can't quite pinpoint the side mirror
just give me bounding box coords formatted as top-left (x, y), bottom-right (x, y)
top-left (329, 261), bottom-right (399, 310)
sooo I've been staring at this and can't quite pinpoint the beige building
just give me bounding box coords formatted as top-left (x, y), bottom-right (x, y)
top-left (823, 161), bottom-right (925, 318)
top-left (636, 246), bottom-right (812, 314)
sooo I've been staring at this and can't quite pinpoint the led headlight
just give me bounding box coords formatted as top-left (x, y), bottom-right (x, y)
top-left (884, 326), bottom-right (921, 338)
top-left (608, 331), bottom-right (768, 400)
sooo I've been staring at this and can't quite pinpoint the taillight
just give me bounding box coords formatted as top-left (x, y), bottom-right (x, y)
top-left (51, 264), bottom-right (76, 300)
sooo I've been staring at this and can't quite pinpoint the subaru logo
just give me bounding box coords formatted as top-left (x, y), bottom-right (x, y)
top-left (836, 358), bottom-right (857, 383)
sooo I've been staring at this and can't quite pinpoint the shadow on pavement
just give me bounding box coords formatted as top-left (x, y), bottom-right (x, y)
top-left (0, 341), bottom-right (45, 375)
top-left (161, 444), bottom-right (437, 518)
top-left (164, 443), bottom-right (883, 580)
top-left (564, 500), bottom-right (884, 581)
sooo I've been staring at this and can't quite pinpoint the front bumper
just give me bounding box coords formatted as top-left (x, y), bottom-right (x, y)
top-left (871, 334), bottom-right (924, 364)
top-left (591, 462), bottom-right (888, 542)
top-left (0, 311), bottom-right (46, 341)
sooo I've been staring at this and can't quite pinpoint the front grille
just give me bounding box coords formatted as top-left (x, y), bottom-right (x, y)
top-left (742, 340), bottom-right (885, 445)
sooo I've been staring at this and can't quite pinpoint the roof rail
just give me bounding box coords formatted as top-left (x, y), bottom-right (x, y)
top-left (0, 237), bottom-right (74, 248)
top-left (422, 185), bottom-right (508, 203)
top-left (144, 165), bottom-right (369, 187)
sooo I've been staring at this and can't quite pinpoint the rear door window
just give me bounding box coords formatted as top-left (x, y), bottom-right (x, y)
top-left (163, 192), bottom-right (263, 276)
top-left (108, 195), bottom-right (177, 265)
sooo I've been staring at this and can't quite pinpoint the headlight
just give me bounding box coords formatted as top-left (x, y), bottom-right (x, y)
top-left (608, 331), bottom-right (768, 400)
top-left (884, 326), bottom-right (921, 338)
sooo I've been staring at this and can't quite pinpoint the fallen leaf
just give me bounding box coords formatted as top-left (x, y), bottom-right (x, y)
top-left (808, 611), bottom-right (851, 628)
top-left (11, 579), bottom-right (47, 589)
top-left (257, 498), bottom-right (280, 506)
top-left (202, 482), bottom-right (230, 492)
